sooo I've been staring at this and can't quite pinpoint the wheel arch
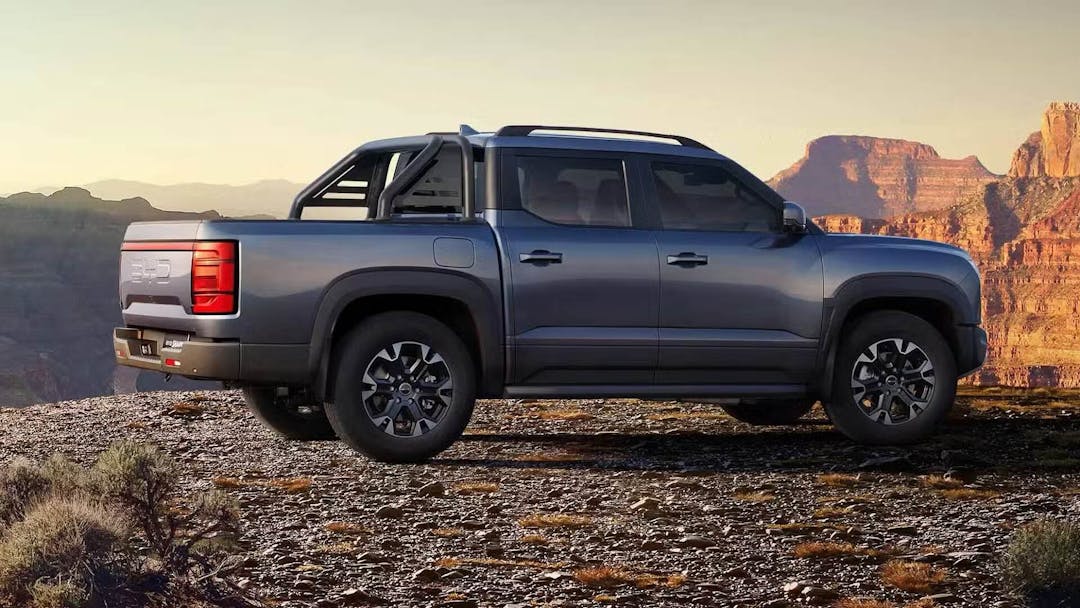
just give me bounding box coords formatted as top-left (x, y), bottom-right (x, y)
top-left (308, 269), bottom-right (504, 402)
top-left (816, 274), bottom-right (972, 402)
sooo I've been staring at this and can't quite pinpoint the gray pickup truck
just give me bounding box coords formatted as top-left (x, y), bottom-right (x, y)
top-left (114, 125), bottom-right (986, 462)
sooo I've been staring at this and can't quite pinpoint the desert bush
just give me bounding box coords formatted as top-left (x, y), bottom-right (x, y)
top-left (0, 443), bottom-right (249, 607)
top-left (92, 441), bottom-right (240, 573)
top-left (0, 497), bottom-right (127, 605)
top-left (1002, 518), bottom-right (1080, 604)
top-left (0, 458), bottom-right (51, 527)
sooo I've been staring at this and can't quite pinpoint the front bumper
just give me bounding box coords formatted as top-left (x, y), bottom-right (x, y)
top-left (114, 327), bottom-right (240, 380)
top-left (956, 325), bottom-right (988, 377)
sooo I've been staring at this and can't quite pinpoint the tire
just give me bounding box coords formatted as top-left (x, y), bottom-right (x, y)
top-left (242, 387), bottom-right (337, 440)
top-left (722, 399), bottom-right (815, 425)
top-left (825, 311), bottom-right (957, 445)
top-left (326, 311), bottom-right (476, 463)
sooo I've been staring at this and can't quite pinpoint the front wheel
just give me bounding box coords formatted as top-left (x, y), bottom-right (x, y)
top-left (825, 311), bottom-right (957, 445)
top-left (326, 312), bottom-right (476, 463)
top-left (721, 399), bottom-right (815, 425)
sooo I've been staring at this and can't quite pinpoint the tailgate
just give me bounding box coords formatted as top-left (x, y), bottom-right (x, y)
top-left (119, 221), bottom-right (203, 314)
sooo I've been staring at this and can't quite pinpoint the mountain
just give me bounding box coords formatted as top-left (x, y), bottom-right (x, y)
top-left (0, 188), bottom-right (217, 406)
top-left (768, 135), bottom-right (998, 218)
top-left (62, 179), bottom-right (304, 218)
top-left (812, 102), bottom-right (1080, 387)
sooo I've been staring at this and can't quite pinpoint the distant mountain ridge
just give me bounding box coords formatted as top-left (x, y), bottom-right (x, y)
top-left (0, 187), bottom-right (216, 406)
top-left (34, 179), bottom-right (304, 219)
top-left (768, 135), bottom-right (998, 218)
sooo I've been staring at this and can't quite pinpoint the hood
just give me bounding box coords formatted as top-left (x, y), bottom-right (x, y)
top-left (820, 231), bottom-right (970, 258)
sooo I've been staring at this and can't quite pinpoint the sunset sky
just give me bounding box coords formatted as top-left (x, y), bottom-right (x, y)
top-left (2, 0), bottom-right (1078, 193)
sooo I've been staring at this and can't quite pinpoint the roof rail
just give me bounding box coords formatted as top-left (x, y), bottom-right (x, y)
top-left (494, 125), bottom-right (712, 150)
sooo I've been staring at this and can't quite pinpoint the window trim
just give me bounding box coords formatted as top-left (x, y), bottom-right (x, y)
top-left (643, 157), bottom-right (783, 233)
top-left (497, 148), bottom-right (642, 230)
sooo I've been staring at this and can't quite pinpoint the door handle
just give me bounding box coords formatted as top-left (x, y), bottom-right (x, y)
top-left (520, 250), bottom-right (563, 264)
top-left (666, 252), bottom-right (708, 266)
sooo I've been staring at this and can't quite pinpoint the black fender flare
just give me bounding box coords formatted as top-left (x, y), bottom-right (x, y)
top-left (814, 273), bottom-right (975, 401)
top-left (307, 268), bottom-right (504, 400)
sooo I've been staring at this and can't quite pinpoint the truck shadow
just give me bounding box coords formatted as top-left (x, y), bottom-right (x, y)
top-left (437, 416), bottom-right (1080, 474)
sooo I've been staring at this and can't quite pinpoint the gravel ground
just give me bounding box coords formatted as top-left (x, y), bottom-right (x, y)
top-left (1, 389), bottom-right (1077, 608)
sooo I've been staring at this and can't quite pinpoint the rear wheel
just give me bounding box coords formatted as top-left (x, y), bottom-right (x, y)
top-left (825, 311), bottom-right (957, 445)
top-left (722, 399), bottom-right (815, 425)
top-left (326, 312), bottom-right (476, 463)
top-left (242, 387), bottom-right (336, 440)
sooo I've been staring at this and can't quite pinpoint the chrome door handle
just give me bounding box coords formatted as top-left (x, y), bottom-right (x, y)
top-left (666, 252), bottom-right (708, 266)
top-left (520, 250), bottom-right (563, 264)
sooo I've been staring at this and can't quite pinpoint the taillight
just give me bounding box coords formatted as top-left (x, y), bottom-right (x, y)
top-left (191, 241), bottom-right (237, 314)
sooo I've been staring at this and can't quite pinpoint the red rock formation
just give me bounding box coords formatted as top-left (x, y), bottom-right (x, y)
top-left (1008, 102), bottom-right (1080, 178)
top-left (769, 135), bottom-right (998, 218)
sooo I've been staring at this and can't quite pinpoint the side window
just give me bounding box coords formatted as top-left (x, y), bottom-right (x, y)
top-left (392, 147), bottom-right (463, 215)
top-left (652, 161), bottom-right (779, 232)
top-left (515, 155), bottom-right (630, 227)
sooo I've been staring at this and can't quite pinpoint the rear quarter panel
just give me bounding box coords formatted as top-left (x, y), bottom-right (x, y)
top-left (187, 220), bottom-right (503, 343)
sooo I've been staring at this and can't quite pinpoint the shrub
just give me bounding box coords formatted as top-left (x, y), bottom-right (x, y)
top-left (880, 560), bottom-right (946, 593)
top-left (0, 497), bottom-right (127, 605)
top-left (1002, 518), bottom-right (1080, 604)
top-left (0, 458), bottom-right (51, 528)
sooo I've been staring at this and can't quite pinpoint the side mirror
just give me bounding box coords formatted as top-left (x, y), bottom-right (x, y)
top-left (783, 201), bottom-right (807, 233)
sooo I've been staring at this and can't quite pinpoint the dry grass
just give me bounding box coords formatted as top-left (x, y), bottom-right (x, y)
top-left (920, 475), bottom-right (963, 489)
top-left (512, 451), bottom-right (591, 463)
top-left (313, 542), bottom-right (356, 556)
top-left (817, 473), bottom-right (861, 487)
top-left (211, 476), bottom-right (245, 489)
top-left (518, 513), bottom-right (593, 528)
top-left (833, 599), bottom-right (894, 608)
top-left (594, 595), bottom-right (618, 603)
top-left (573, 566), bottom-right (687, 589)
top-left (533, 409), bottom-right (595, 421)
top-left (734, 491), bottom-right (776, 503)
top-left (793, 541), bottom-right (893, 559)
top-left (266, 477), bottom-right (313, 494)
top-left (166, 401), bottom-right (206, 417)
top-left (435, 556), bottom-right (559, 569)
top-left (937, 488), bottom-right (1000, 501)
top-left (324, 522), bottom-right (367, 536)
top-left (452, 481), bottom-right (500, 495)
top-left (212, 476), bottom-right (313, 494)
top-left (519, 534), bottom-right (549, 545)
top-left (813, 506), bottom-right (854, 519)
top-left (880, 560), bottom-right (947, 593)
top-left (432, 528), bottom-right (464, 538)
top-left (645, 410), bottom-right (730, 421)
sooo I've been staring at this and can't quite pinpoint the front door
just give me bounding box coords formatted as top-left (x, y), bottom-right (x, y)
top-left (646, 159), bottom-right (824, 386)
top-left (493, 150), bottom-right (659, 385)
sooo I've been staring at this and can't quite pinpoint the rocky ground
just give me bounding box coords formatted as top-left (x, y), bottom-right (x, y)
top-left (0, 388), bottom-right (1077, 608)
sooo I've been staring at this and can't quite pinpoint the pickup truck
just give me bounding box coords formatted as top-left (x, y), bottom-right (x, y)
top-left (114, 125), bottom-right (987, 462)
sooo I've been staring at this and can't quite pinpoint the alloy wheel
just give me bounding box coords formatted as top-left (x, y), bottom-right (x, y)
top-left (850, 338), bottom-right (935, 425)
top-left (360, 341), bottom-right (453, 437)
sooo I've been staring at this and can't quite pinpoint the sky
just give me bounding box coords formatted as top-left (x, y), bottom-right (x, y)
top-left (2, 0), bottom-right (1079, 193)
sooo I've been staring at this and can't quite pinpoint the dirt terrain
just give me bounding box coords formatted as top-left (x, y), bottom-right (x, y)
top-left (1, 388), bottom-right (1077, 608)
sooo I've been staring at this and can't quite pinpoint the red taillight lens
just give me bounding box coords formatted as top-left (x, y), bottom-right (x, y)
top-left (191, 241), bottom-right (237, 314)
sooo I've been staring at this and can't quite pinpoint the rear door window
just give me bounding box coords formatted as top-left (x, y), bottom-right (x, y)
top-left (513, 155), bottom-right (630, 227)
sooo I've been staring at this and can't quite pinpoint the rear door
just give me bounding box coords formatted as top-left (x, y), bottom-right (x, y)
top-left (646, 158), bottom-right (824, 387)
top-left (493, 149), bottom-right (659, 385)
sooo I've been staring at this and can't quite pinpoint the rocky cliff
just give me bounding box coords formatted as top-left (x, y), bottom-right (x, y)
top-left (768, 135), bottom-right (998, 218)
top-left (0, 188), bottom-right (217, 406)
top-left (1008, 101), bottom-right (1080, 178)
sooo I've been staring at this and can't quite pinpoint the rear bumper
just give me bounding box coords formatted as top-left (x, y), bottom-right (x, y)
top-left (114, 327), bottom-right (240, 380)
top-left (956, 325), bottom-right (988, 377)
top-left (113, 327), bottom-right (309, 383)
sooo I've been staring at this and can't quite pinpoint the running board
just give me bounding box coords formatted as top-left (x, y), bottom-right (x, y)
top-left (502, 384), bottom-right (808, 399)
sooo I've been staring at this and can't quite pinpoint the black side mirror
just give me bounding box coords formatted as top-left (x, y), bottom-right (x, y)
top-left (783, 201), bottom-right (807, 233)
